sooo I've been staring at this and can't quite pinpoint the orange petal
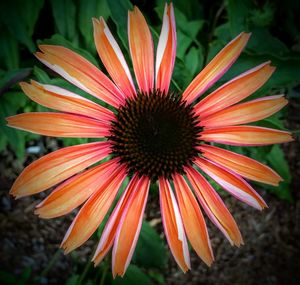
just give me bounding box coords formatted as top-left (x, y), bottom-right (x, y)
top-left (35, 159), bottom-right (119, 219)
top-left (199, 144), bottom-right (282, 186)
top-left (183, 32), bottom-right (251, 104)
top-left (128, 6), bottom-right (154, 93)
top-left (93, 17), bottom-right (136, 98)
top-left (20, 81), bottom-right (114, 122)
top-left (200, 95), bottom-right (288, 128)
top-left (200, 126), bottom-right (293, 146)
top-left (7, 112), bottom-right (110, 138)
top-left (10, 142), bottom-right (110, 198)
top-left (185, 167), bottom-right (243, 246)
top-left (35, 45), bottom-right (124, 107)
top-left (61, 165), bottom-right (127, 253)
top-left (92, 175), bottom-right (140, 266)
top-left (195, 157), bottom-right (267, 210)
top-left (159, 178), bottom-right (190, 272)
top-left (194, 62), bottom-right (276, 118)
top-left (112, 176), bottom-right (150, 277)
top-left (173, 174), bottom-right (214, 266)
top-left (155, 3), bottom-right (176, 94)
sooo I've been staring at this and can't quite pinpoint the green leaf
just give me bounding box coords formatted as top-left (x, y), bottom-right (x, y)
top-left (147, 270), bottom-right (165, 284)
top-left (156, 0), bottom-right (204, 21)
top-left (0, 270), bottom-right (18, 285)
top-left (246, 28), bottom-right (289, 58)
top-left (214, 23), bottom-right (232, 43)
top-left (65, 275), bottom-right (80, 285)
top-left (132, 221), bottom-right (167, 269)
top-left (171, 58), bottom-right (192, 90)
top-left (107, 0), bottom-right (133, 52)
top-left (18, 0), bottom-right (44, 37)
top-left (177, 31), bottom-right (192, 59)
top-left (255, 113), bottom-right (285, 130)
top-left (265, 145), bottom-right (292, 202)
top-left (185, 46), bottom-right (203, 77)
top-left (267, 145), bottom-right (291, 183)
top-left (0, 0), bottom-right (44, 52)
top-left (112, 265), bottom-right (154, 285)
top-left (50, 0), bottom-right (78, 45)
top-left (174, 7), bottom-right (203, 40)
top-left (0, 69), bottom-right (31, 95)
top-left (84, 280), bottom-right (96, 285)
top-left (227, 0), bottom-right (252, 35)
top-left (249, 2), bottom-right (275, 28)
top-left (0, 26), bottom-right (19, 70)
top-left (0, 131), bottom-right (7, 152)
top-left (33, 66), bottom-right (51, 84)
top-left (17, 267), bottom-right (31, 285)
top-left (78, 0), bottom-right (110, 52)
top-left (62, 138), bottom-right (89, 147)
top-left (0, 92), bottom-right (26, 161)
top-left (3, 91), bottom-right (28, 109)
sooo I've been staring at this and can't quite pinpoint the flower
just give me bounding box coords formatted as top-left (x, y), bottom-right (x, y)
top-left (7, 3), bottom-right (292, 277)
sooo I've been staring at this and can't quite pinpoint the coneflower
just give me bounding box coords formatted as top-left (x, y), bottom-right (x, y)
top-left (7, 3), bottom-right (292, 277)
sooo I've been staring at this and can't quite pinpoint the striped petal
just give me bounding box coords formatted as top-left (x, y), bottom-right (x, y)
top-left (199, 145), bottom-right (282, 186)
top-left (185, 167), bottom-right (243, 246)
top-left (200, 126), bottom-right (293, 146)
top-left (173, 174), bottom-right (214, 266)
top-left (195, 157), bottom-right (267, 210)
top-left (7, 112), bottom-right (110, 138)
top-left (93, 17), bottom-right (136, 98)
top-left (128, 6), bottom-right (154, 93)
top-left (92, 175), bottom-right (140, 266)
top-left (159, 178), bottom-right (190, 272)
top-left (200, 95), bottom-right (287, 128)
top-left (20, 81), bottom-right (114, 122)
top-left (35, 159), bottom-right (119, 219)
top-left (61, 165), bottom-right (127, 253)
top-left (10, 142), bottom-right (110, 198)
top-left (112, 176), bottom-right (150, 277)
top-left (194, 62), bottom-right (276, 118)
top-left (182, 32), bottom-right (250, 104)
top-left (155, 3), bottom-right (176, 93)
top-left (35, 45), bottom-right (124, 107)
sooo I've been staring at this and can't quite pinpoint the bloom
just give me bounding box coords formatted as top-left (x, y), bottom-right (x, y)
top-left (7, 3), bottom-right (292, 277)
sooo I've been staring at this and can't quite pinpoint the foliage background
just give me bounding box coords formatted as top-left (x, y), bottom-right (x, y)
top-left (0, 0), bottom-right (299, 284)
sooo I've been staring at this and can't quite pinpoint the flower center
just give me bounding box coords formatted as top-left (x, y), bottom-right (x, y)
top-left (109, 90), bottom-right (201, 181)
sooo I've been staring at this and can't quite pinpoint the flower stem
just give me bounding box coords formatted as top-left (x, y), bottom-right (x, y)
top-left (99, 263), bottom-right (109, 285)
top-left (77, 253), bottom-right (93, 285)
top-left (40, 249), bottom-right (61, 277)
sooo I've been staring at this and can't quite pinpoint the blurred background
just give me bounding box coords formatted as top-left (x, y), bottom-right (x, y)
top-left (0, 0), bottom-right (299, 284)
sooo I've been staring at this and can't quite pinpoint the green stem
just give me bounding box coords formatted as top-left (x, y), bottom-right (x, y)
top-left (99, 263), bottom-right (109, 285)
top-left (40, 249), bottom-right (61, 277)
top-left (77, 252), bottom-right (93, 285)
top-left (171, 78), bottom-right (182, 92)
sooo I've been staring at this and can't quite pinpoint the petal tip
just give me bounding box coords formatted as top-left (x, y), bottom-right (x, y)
top-left (205, 257), bottom-right (214, 267)
top-left (34, 208), bottom-right (43, 218)
top-left (60, 241), bottom-right (71, 255)
top-left (240, 31), bottom-right (251, 42)
top-left (288, 134), bottom-right (295, 142)
top-left (19, 81), bottom-right (28, 90)
top-left (9, 185), bottom-right (23, 199)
